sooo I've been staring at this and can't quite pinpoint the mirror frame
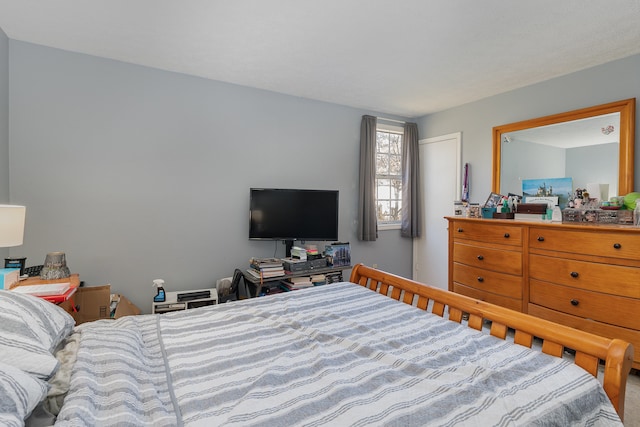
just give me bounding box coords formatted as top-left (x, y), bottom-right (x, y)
top-left (492, 98), bottom-right (636, 195)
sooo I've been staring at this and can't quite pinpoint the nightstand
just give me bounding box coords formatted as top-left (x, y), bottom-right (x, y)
top-left (12, 274), bottom-right (80, 316)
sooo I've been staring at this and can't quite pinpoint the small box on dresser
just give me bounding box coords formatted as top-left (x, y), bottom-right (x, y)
top-left (562, 209), bottom-right (583, 222)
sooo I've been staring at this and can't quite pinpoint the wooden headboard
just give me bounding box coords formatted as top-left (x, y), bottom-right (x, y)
top-left (349, 263), bottom-right (634, 421)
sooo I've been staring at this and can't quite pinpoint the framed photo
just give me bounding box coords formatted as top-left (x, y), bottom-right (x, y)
top-left (522, 177), bottom-right (572, 209)
top-left (483, 192), bottom-right (503, 208)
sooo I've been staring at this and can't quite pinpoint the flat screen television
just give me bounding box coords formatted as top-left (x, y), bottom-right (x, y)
top-left (249, 188), bottom-right (339, 255)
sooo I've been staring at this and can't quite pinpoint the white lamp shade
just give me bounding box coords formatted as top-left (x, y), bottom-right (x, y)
top-left (0, 205), bottom-right (26, 247)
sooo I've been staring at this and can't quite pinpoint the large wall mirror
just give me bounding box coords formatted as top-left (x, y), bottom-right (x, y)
top-left (492, 98), bottom-right (636, 199)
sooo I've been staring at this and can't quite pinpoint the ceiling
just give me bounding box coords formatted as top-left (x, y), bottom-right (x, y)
top-left (0, 1), bottom-right (639, 118)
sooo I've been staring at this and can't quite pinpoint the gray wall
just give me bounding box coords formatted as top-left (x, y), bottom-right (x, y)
top-left (0, 28), bottom-right (9, 259)
top-left (1, 29), bottom-right (9, 202)
top-left (8, 41), bottom-right (413, 312)
top-left (418, 54), bottom-right (640, 203)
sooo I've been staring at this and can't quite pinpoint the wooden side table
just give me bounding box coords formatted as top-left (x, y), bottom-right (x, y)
top-left (12, 274), bottom-right (81, 315)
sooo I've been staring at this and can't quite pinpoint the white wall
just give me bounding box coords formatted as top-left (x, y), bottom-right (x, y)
top-left (8, 41), bottom-right (413, 312)
top-left (418, 54), bottom-right (640, 203)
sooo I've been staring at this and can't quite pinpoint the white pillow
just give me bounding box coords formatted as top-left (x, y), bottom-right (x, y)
top-left (0, 361), bottom-right (48, 426)
top-left (0, 290), bottom-right (75, 379)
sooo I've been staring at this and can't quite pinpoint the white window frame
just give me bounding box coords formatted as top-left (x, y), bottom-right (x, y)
top-left (376, 123), bottom-right (404, 230)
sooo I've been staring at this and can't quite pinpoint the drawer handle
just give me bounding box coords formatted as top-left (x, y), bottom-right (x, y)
top-left (477, 255), bottom-right (484, 260)
top-left (613, 243), bottom-right (621, 249)
top-left (457, 228), bottom-right (464, 233)
top-left (477, 276), bottom-right (484, 282)
top-left (570, 299), bottom-right (579, 306)
top-left (503, 233), bottom-right (510, 238)
top-left (570, 271), bottom-right (579, 278)
top-left (537, 236), bottom-right (545, 242)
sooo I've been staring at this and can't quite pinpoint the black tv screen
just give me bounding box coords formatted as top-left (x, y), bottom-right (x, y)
top-left (249, 188), bottom-right (339, 241)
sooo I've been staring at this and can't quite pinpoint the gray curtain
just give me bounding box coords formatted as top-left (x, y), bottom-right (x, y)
top-left (358, 115), bottom-right (378, 241)
top-left (401, 122), bottom-right (421, 238)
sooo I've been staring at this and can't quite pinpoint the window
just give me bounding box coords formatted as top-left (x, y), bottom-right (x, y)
top-left (375, 128), bottom-right (403, 228)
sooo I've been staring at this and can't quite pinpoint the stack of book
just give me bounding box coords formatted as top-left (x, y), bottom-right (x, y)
top-left (305, 245), bottom-right (320, 257)
top-left (310, 274), bottom-right (326, 286)
top-left (280, 276), bottom-right (314, 291)
top-left (247, 258), bottom-right (285, 279)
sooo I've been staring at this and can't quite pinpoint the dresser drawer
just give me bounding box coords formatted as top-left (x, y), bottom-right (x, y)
top-left (453, 242), bottom-right (522, 275)
top-left (529, 254), bottom-right (640, 298)
top-left (452, 262), bottom-right (522, 299)
top-left (529, 279), bottom-right (638, 330)
top-left (528, 303), bottom-right (640, 367)
top-left (529, 227), bottom-right (640, 260)
top-left (451, 220), bottom-right (522, 247)
top-left (452, 283), bottom-right (521, 311)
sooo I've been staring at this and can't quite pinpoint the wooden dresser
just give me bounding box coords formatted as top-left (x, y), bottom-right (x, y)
top-left (447, 217), bottom-right (640, 369)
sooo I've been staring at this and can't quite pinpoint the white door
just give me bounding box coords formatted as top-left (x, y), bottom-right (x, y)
top-left (413, 133), bottom-right (461, 289)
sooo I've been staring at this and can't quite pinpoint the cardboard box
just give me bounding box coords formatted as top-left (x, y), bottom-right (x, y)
top-left (111, 294), bottom-right (141, 318)
top-left (71, 284), bottom-right (140, 324)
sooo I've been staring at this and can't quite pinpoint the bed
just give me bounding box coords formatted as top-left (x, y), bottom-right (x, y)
top-left (0, 263), bottom-right (633, 426)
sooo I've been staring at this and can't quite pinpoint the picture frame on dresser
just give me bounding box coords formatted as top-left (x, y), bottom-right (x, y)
top-left (483, 192), bottom-right (503, 208)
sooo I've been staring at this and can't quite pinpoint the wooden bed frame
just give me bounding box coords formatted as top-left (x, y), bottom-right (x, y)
top-left (349, 263), bottom-right (634, 421)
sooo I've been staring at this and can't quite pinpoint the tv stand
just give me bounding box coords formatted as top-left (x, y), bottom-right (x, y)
top-left (242, 264), bottom-right (352, 297)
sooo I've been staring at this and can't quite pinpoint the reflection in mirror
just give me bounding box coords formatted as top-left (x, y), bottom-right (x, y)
top-left (500, 113), bottom-right (620, 198)
top-left (492, 98), bottom-right (635, 198)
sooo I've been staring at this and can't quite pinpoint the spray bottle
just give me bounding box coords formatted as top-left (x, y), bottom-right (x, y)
top-left (153, 279), bottom-right (166, 302)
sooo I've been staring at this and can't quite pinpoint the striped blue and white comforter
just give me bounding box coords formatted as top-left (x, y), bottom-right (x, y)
top-left (54, 282), bottom-right (622, 426)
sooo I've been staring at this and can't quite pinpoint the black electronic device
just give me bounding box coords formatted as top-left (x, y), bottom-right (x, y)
top-left (307, 258), bottom-right (328, 269)
top-left (177, 290), bottom-right (211, 302)
top-left (249, 188), bottom-right (339, 257)
top-left (23, 265), bottom-right (44, 277)
top-left (5, 257), bottom-right (27, 276)
top-left (187, 300), bottom-right (215, 309)
top-left (283, 259), bottom-right (310, 273)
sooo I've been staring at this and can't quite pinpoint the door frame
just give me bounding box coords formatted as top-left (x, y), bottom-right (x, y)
top-left (412, 132), bottom-right (462, 282)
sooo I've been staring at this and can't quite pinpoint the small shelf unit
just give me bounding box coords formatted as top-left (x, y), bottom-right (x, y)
top-left (151, 288), bottom-right (218, 314)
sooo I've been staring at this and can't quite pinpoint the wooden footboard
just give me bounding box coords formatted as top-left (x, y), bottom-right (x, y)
top-left (349, 263), bottom-right (634, 421)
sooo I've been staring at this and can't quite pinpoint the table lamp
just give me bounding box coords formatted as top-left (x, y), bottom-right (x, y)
top-left (0, 205), bottom-right (26, 276)
top-left (0, 205), bottom-right (26, 247)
